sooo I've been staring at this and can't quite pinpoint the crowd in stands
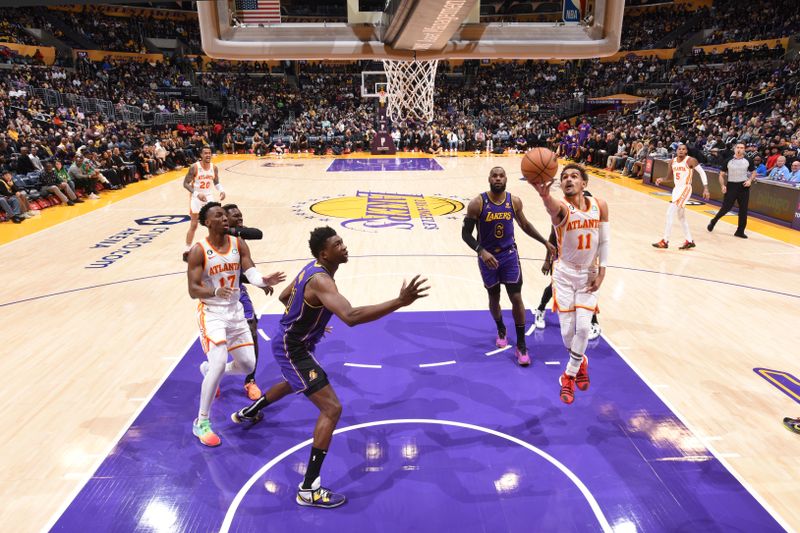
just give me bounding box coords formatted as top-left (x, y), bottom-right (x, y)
top-left (0, 10), bottom-right (51, 46)
top-left (552, 59), bottom-right (800, 183)
top-left (620, 4), bottom-right (708, 51)
top-left (686, 43), bottom-right (786, 66)
top-left (3, 1), bottom-right (800, 223)
top-left (701, 0), bottom-right (800, 45)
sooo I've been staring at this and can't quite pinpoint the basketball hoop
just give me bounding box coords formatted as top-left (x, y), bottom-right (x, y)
top-left (382, 59), bottom-right (439, 124)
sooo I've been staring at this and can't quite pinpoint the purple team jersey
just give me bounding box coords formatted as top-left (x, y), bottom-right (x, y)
top-left (477, 192), bottom-right (522, 288)
top-left (579, 122), bottom-right (591, 143)
top-left (477, 192), bottom-right (515, 253)
top-left (273, 260), bottom-right (334, 352)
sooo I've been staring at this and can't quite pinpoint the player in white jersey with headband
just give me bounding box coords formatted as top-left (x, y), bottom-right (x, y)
top-left (530, 163), bottom-right (609, 405)
top-left (183, 146), bottom-right (225, 262)
top-left (652, 143), bottom-right (710, 250)
top-left (187, 201), bottom-right (286, 447)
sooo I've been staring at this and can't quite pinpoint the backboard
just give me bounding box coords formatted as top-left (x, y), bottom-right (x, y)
top-left (197, 0), bottom-right (625, 61)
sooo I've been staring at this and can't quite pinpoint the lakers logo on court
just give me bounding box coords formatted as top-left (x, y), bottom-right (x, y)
top-left (295, 191), bottom-right (466, 232)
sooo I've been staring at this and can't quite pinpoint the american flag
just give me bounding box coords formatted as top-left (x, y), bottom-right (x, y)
top-left (235, 0), bottom-right (281, 24)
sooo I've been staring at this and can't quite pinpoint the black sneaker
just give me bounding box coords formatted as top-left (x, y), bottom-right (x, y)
top-left (734, 232), bottom-right (748, 239)
top-left (707, 220), bottom-right (716, 232)
top-left (67, 200), bottom-right (75, 206)
top-left (784, 417), bottom-right (800, 435)
top-left (230, 408), bottom-right (263, 425)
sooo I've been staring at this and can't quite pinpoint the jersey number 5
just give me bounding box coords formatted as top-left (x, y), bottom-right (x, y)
top-left (577, 234), bottom-right (592, 250)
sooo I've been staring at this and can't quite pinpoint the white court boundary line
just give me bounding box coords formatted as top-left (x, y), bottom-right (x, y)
top-left (485, 345), bottom-right (513, 356)
top-left (419, 360), bottom-right (456, 368)
top-left (44, 297), bottom-right (278, 532)
top-left (219, 418), bottom-right (612, 533)
top-left (344, 362), bottom-right (382, 369)
top-left (602, 335), bottom-right (793, 533)
top-left (41, 334), bottom-right (200, 532)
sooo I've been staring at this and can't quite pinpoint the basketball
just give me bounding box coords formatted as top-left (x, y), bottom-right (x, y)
top-left (521, 148), bottom-right (559, 185)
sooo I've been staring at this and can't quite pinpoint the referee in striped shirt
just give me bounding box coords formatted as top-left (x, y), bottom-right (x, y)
top-left (707, 142), bottom-right (755, 238)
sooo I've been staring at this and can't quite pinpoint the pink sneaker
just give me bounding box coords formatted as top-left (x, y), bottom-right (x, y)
top-left (496, 335), bottom-right (509, 348)
top-left (515, 347), bottom-right (531, 366)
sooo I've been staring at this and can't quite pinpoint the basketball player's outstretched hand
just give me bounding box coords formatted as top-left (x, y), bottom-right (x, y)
top-left (531, 179), bottom-right (554, 197)
top-left (399, 275), bottom-right (430, 306)
top-left (263, 271), bottom-right (287, 287)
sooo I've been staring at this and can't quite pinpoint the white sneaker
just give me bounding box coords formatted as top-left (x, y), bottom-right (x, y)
top-left (89, 193), bottom-right (100, 199)
top-left (589, 323), bottom-right (602, 340)
top-left (534, 309), bottom-right (546, 329)
top-left (296, 477), bottom-right (346, 508)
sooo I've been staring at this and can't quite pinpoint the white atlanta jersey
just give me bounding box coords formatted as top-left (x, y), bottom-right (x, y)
top-left (197, 236), bottom-right (241, 306)
top-left (670, 157), bottom-right (694, 207)
top-left (192, 161), bottom-right (216, 195)
top-left (555, 196), bottom-right (601, 268)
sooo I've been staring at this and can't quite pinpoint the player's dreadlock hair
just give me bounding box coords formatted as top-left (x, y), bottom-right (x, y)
top-left (309, 226), bottom-right (338, 259)
top-left (199, 201), bottom-right (222, 226)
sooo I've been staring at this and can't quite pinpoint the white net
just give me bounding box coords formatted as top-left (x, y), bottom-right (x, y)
top-left (382, 59), bottom-right (439, 124)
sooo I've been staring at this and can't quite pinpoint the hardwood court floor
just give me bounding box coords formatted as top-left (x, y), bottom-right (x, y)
top-left (0, 153), bottom-right (798, 532)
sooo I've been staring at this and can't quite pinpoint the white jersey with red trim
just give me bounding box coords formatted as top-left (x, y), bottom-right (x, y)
top-left (671, 157), bottom-right (693, 190)
top-left (670, 157), bottom-right (695, 207)
top-left (198, 235), bottom-right (241, 306)
top-left (555, 196), bottom-right (601, 268)
top-left (192, 161), bottom-right (216, 197)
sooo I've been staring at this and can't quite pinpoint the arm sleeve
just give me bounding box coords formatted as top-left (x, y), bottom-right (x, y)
top-left (695, 164), bottom-right (708, 186)
top-left (598, 222), bottom-right (610, 267)
top-left (462, 217), bottom-right (482, 253)
top-left (228, 226), bottom-right (263, 240)
top-left (244, 267), bottom-right (266, 287)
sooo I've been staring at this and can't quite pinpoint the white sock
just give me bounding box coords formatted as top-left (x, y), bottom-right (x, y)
top-left (678, 207), bottom-right (692, 242)
top-left (198, 343), bottom-right (227, 420)
top-left (566, 308), bottom-right (593, 376)
top-left (663, 202), bottom-right (678, 242)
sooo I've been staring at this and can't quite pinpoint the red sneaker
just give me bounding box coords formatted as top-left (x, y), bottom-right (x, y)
top-left (678, 240), bottom-right (696, 250)
top-left (559, 373), bottom-right (576, 404)
top-left (651, 239), bottom-right (668, 249)
top-left (575, 356), bottom-right (589, 391)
